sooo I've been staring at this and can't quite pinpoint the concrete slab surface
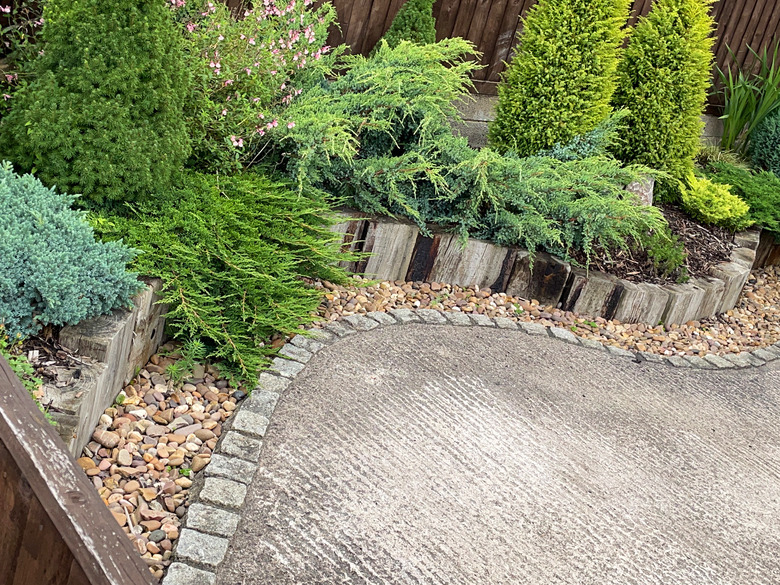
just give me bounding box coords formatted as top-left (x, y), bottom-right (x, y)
top-left (217, 326), bottom-right (780, 585)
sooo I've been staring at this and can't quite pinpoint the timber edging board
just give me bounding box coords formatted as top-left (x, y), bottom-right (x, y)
top-left (332, 209), bottom-right (760, 326)
top-left (0, 356), bottom-right (156, 585)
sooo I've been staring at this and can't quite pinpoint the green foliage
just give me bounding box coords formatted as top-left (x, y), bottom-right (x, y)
top-left (488, 0), bottom-right (630, 155)
top-left (0, 162), bottom-right (141, 338)
top-left (642, 226), bottom-right (688, 282)
top-left (612, 0), bottom-right (714, 181)
top-left (165, 339), bottom-right (208, 383)
top-left (0, 0), bottom-right (43, 107)
top-left (272, 39), bottom-right (666, 265)
top-left (718, 42), bottom-right (780, 154)
top-left (703, 160), bottom-right (780, 238)
top-left (173, 0), bottom-right (340, 173)
top-left (749, 108), bottom-right (780, 176)
top-left (539, 110), bottom-right (629, 162)
top-left (0, 327), bottom-right (52, 423)
top-left (375, 0), bottom-right (436, 52)
top-left (679, 174), bottom-right (752, 230)
top-left (0, 0), bottom-right (191, 206)
top-left (90, 171), bottom-right (354, 380)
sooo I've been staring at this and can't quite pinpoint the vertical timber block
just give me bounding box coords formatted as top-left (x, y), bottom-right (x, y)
top-left (612, 281), bottom-right (669, 325)
top-left (330, 210), bottom-right (369, 272)
top-left (733, 228), bottom-right (761, 253)
top-left (660, 283), bottom-right (706, 325)
top-left (355, 218), bottom-right (419, 281)
top-left (561, 268), bottom-right (624, 319)
top-left (691, 276), bottom-right (726, 321)
top-left (754, 229), bottom-right (780, 268)
top-left (405, 233), bottom-right (443, 283)
top-left (426, 234), bottom-right (517, 290)
top-left (709, 261), bottom-right (751, 313)
top-left (505, 251), bottom-right (571, 307)
top-left (731, 246), bottom-right (756, 270)
top-left (58, 283), bottom-right (167, 456)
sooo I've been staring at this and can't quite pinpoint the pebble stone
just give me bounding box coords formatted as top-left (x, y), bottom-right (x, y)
top-left (315, 267), bottom-right (780, 361)
top-left (76, 344), bottom-right (244, 580)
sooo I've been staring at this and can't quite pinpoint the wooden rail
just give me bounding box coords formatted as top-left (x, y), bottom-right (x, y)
top-left (0, 356), bottom-right (155, 585)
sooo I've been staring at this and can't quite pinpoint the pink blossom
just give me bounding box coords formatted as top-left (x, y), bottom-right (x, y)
top-left (287, 122), bottom-right (295, 129)
top-left (224, 79), bottom-right (234, 86)
top-left (221, 109), bottom-right (228, 116)
top-left (218, 35), bottom-right (224, 41)
top-left (230, 135), bottom-right (244, 148)
top-left (0, 5), bottom-right (10, 13)
top-left (186, 22), bottom-right (196, 32)
top-left (2, 94), bottom-right (11, 100)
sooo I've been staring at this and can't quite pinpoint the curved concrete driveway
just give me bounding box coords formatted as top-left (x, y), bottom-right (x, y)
top-left (217, 325), bottom-right (780, 585)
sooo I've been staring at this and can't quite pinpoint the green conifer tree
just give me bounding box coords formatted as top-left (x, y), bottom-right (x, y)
top-left (487, 0), bottom-right (631, 155)
top-left (612, 0), bottom-right (715, 181)
top-left (376, 0), bottom-right (436, 51)
top-left (0, 0), bottom-right (191, 206)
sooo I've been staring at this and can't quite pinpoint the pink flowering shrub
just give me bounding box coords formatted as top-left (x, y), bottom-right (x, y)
top-left (171, 0), bottom-right (340, 172)
top-left (0, 0), bottom-right (44, 109)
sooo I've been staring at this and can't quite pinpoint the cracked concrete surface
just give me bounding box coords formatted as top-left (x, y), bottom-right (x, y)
top-left (217, 325), bottom-right (780, 585)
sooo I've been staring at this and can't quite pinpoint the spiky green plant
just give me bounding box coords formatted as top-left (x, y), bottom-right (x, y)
top-left (374, 0), bottom-right (437, 52)
top-left (488, 0), bottom-right (631, 155)
top-left (612, 0), bottom-right (715, 182)
top-left (0, 0), bottom-right (191, 206)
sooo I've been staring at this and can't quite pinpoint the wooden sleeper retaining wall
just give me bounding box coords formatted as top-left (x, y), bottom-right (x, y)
top-left (333, 210), bottom-right (761, 326)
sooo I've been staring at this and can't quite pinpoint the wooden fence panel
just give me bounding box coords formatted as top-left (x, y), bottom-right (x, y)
top-left (0, 357), bottom-right (156, 585)
top-left (315, 0), bottom-right (780, 101)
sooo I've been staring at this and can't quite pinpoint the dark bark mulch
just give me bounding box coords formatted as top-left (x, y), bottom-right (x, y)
top-left (573, 204), bottom-right (736, 285)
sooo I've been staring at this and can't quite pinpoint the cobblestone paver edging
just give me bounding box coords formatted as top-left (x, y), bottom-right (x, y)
top-left (162, 309), bottom-right (780, 584)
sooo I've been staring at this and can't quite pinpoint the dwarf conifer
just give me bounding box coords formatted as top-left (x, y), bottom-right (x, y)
top-left (488, 0), bottom-right (631, 155)
top-left (0, 0), bottom-right (191, 206)
top-left (376, 0), bottom-right (437, 51)
top-left (612, 0), bottom-right (715, 181)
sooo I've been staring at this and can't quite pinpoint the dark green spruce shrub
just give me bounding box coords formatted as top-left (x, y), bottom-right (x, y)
top-left (0, 0), bottom-right (191, 206)
top-left (704, 160), bottom-right (780, 238)
top-left (487, 0), bottom-right (630, 155)
top-left (374, 0), bottom-right (437, 52)
top-left (0, 162), bottom-right (141, 339)
top-left (749, 109), bottom-right (780, 176)
top-left (90, 171), bottom-right (355, 379)
top-left (612, 0), bottom-right (714, 182)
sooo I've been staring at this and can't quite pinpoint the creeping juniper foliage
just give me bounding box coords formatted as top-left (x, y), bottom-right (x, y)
top-left (90, 171), bottom-right (355, 379)
top-left (0, 163), bottom-right (141, 338)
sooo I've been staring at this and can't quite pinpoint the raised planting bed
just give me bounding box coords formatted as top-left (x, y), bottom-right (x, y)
top-left (331, 210), bottom-right (761, 327)
top-left (37, 279), bottom-right (167, 457)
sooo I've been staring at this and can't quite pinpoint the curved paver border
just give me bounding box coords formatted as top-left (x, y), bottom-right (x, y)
top-left (162, 308), bottom-right (780, 584)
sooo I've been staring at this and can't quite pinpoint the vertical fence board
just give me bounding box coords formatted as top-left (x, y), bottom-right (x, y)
top-left (0, 443), bottom-right (30, 585)
top-left (11, 497), bottom-right (74, 585)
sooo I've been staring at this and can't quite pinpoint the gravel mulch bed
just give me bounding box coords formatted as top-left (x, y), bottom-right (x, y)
top-left (315, 265), bottom-right (780, 357)
top-left (77, 346), bottom-right (247, 581)
top-left (574, 204), bottom-right (736, 285)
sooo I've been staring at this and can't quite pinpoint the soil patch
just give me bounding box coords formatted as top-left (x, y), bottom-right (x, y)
top-left (575, 204), bottom-right (736, 284)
